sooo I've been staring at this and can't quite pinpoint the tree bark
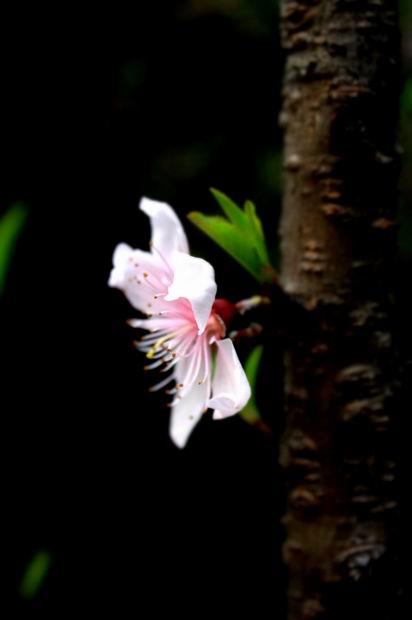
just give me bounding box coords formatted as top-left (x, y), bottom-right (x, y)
top-left (279, 1), bottom-right (402, 619)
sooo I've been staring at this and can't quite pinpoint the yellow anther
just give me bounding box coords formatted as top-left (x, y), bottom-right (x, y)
top-left (146, 334), bottom-right (171, 359)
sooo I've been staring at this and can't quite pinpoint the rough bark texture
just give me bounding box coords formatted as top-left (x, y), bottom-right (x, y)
top-left (279, 1), bottom-right (402, 619)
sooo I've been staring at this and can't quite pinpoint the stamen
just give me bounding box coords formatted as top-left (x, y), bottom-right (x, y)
top-left (235, 295), bottom-right (271, 314)
top-left (160, 357), bottom-right (179, 373)
top-left (165, 382), bottom-right (183, 396)
top-left (144, 358), bottom-right (165, 370)
top-left (146, 333), bottom-right (173, 359)
top-left (148, 374), bottom-right (175, 392)
top-left (141, 329), bottom-right (171, 342)
top-left (167, 396), bottom-right (182, 407)
top-left (139, 347), bottom-right (165, 359)
top-left (174, 331), bottom-right (198, 358)
top-left (127, 319), bottom-right (143, 328)
top-left (145, 324), bottom-right (192, 359)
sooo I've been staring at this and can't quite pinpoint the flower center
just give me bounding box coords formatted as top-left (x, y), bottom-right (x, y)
top-left (145, 323), bottom-right (193, 360)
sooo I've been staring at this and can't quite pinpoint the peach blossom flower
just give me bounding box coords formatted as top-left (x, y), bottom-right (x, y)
top-left (109, 198), bottom-right (250, 447)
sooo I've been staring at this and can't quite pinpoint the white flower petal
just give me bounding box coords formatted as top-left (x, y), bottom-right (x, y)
top-left (108, 244), bottom-right (172, 314)
top-left (207, 338), bottom-right (251, 420)
top-left (140, 197), bottom-right (189, 258)
top-left (165, 252), bottom-right (217, 335)
top-left (169, 352), bottom-right (210, 448)
top-left (113, 242), bottom-right (133, 266)
top-left (169, 371), bottom-right (209, 448)
top-left (108, 243), bottom-right (133, 287)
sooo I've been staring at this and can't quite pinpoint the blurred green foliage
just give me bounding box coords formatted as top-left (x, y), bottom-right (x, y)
top-left (401, 77), bottom-right (412, 117)
top-left (180, 0), bottom-right (279, 35)
top-left (240, 344), bottom-right (264, 426)
top-left (0, 202), bottom-right (28, 297)
top-left (19, 549), bottom-right (53, 600)
top-left (401, 0), bottom-right (412, 23)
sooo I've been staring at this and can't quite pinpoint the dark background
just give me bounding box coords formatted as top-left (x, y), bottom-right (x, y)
top-left (1, 1), bottom-right (411, 617)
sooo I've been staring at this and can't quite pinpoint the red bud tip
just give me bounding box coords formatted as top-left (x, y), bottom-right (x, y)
top-left (212, 298), bottom-right (237, 327)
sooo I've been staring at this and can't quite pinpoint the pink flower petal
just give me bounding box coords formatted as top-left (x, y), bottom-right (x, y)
top-left (165, 252), bottom-right (217, 335)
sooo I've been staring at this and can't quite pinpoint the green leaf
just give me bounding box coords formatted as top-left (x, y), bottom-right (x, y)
top-left (0, 202), bottom-right (29, 296)
top-left (244, 200), bottom-right (270, 263)
top-left (19, 549), bottom-right (53, 600)
top-left (240, 345), bottom-right (264, 426)
top-left (210, 188), bottom-right (249, 231)
top-left (188, 189), bottom-right (274, 283)
top-left (187, 212), bottom-right (263, 281)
